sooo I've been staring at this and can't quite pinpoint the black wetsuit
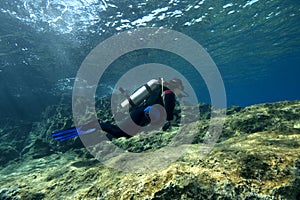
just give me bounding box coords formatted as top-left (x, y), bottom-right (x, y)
top-left (100, 87), bottom-right (176, 139)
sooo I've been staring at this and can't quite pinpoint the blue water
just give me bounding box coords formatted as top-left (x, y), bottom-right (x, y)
top-left (0, 0), bottom-right (299, 121)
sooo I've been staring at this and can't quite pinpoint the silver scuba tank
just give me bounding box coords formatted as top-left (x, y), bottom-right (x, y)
top-left (121, 79), bottom-right (160, 108)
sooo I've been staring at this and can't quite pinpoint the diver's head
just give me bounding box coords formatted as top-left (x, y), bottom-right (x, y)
top-left (165, 78), bottom-right (188, 98)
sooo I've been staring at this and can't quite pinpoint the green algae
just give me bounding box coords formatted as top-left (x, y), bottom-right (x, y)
top-left (0, 100), bottom-right (300, 199)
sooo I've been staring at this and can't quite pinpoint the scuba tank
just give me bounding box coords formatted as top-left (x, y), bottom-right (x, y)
top-left (121, 79), bottom-right (160, 109)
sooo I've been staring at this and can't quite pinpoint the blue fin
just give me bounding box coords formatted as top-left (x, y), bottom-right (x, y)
top-left (51, 127), bottom-right (79, 142)
top-left (52, 120), bottom-right (99, 142)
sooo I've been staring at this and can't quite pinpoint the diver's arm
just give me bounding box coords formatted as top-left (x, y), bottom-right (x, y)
top-left (164, 90), bottom-right (175, 120)
top-left (162, 90), bottom-right (175, 131)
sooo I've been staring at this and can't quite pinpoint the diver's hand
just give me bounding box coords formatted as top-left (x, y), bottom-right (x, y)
top-left (162, 121), bottom-right (171, 131)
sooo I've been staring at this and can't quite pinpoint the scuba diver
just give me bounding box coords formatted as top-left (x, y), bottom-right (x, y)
top-left (52, 78), bottom-right (187, 142)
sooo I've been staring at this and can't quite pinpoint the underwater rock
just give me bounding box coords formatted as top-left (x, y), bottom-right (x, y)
top-left (0, 145), bottom-right (19, 165)
top-left (0, 186), bottom-right (20, 200)
top-left (226, 105), bottom-right (243, 115)
top-left (0, 185), bottom-right (45, 200)
top-left (26, 139), bottom-right (53, 159)
top-left (0, 100), bottom-right (300, 199)
top-left (239, 154), bottom-right (271, 180)
top-left (217, 100), bottom-right (300, 142)
top-left (0, 119), bottom-right (33, 165)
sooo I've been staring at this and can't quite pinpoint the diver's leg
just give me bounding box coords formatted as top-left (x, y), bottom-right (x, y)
top-left (130, 106), bottom-right (151, 126)
top-left (100, 107), bottom-right (150, 139)
top-left (100, 122), bottom-right (131, 139)
top-left (115, 106), bottom-right (150, 137)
